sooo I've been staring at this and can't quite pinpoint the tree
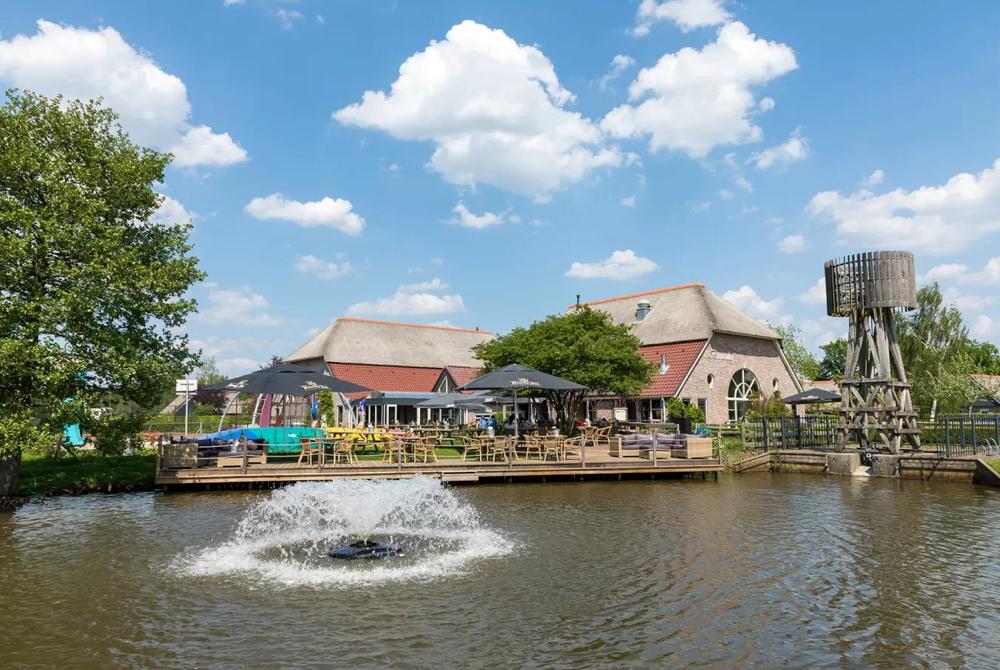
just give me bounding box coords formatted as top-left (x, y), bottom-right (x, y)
top-left (897, 283), bottom-right (975, 417)
top-left (770, 323), bottom-right (820, 381)
top-left (472, 307), bottom-right (654, 435)
top-left (0, 90), bottom-right (203, 493)
top-left (817, 338), bottom-right (847, 380)
top-left (965, 340), bottom-right (1000, 375)
top-left (194, 358), bottom-right (229, 414)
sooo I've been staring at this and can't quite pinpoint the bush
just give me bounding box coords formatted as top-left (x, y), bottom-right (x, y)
top-left (0, 411), bottom-right (57, 457)
top-left (84, 413), bottom-right (149, 455)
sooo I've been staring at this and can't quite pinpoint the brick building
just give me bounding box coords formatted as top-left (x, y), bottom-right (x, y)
top-left (577, 283), bottom-right (803, 425)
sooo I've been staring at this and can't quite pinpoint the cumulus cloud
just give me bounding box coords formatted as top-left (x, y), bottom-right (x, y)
top-left (348, 277), bottom-right (464, 315)
top-left (448, 202), bottom-right (505, 229)
top-left (862, 169), bottom-right (885, 187)
top-left (602, 22), bottom-right (797, 158)
top-left (620, 195), bottom-right (636, 207)
top-left (749, 133), bottom-right (809, 170)
top-left (276, 9), bottom-right (305, 29)
top-left (0, 20), bottom-right (247, 168)
top-left (565, 249), bottom-right (659, 280)
top-left (723, 285), bottom-right (784, 319)
top-left (943, 287), bottom-right (994, 311)
top-left (245, 193), bottom-right (365, 235)
top-left (196, 286), bottom-right (282, 326)
top-left (922, 262), bottom-right (968, 284)
top-left (808, 158), bottom-right (1000, 254)
top-left (633, 0), bottom-right (731, 36)
top-left (334, 20), bottom-right (621, 199)
top-left (597, 54), bottom-right (636, 90)
top-left (973, 314), bottom-right (995, 338)
top-left (169, 125), bottom-right (247, 168)
top-left (295, 255), bottom-right (352, 280)
top-left (150, 194), bottom-right (196, 227)
top-left (778, 233), bottom-right (806, 254)
top-left (799, 278), bottom-right (826, 304)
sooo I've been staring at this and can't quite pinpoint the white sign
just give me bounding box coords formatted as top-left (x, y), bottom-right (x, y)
top-left (707, 351), bottom-right (735, 361)
top-left (614, 407), bottom-right (628, 422)
top-left (176, 379), bottom-right (198, 393)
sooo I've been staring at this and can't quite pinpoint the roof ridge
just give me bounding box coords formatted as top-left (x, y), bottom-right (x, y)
top-left (330, 361), bottom-right (446, 371)
top-left (336, 316), bottom-right (491, 335)
top-left (574, 282), bottom-right (705, 307)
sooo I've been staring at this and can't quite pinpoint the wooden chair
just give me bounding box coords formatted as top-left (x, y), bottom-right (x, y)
top-left (540, 436), bottom-right (564, 461)
top-left (594, 426), bottom-right (613, 447)
top-left (522, 435), bottom-right (543, 461)
top-left (323, 438), bottom-right (356, 465)
top-left (482, 436), bottom-right (509, 463)
top-left (411, 437), bottom-right (439, 463)
top-left (459, 436), bottom-right (483, 462)
top-left (382, 437), bottom-right (407, 463)
top-left (297, 437), bottom-right (321, 465)
top-left (561, 436), bottom-right (584, 461)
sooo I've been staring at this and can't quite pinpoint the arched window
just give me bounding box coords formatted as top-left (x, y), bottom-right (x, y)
top-left (728, 369), bottom-right (758, 423)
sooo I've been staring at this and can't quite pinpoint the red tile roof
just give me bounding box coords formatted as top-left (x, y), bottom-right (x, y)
top-left (329, 362), bottom-right (444, 399)
top-left (634, 340), bottom-right (707, 398)
top-left (444, 365), bottom-right (481, 387)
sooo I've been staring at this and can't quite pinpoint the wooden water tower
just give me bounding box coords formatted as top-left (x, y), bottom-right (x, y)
top-left (824, 251), bottom-right (921, 453)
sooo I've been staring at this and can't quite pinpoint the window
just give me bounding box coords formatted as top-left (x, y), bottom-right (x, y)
top-left (639, 398), bottom-right (664, 422)
top-left (707, 374), bottom-right (715, 389)
top-left (772, 378), bottom-right (779, 391)
top-left (728, 369), bottom-right (759, 423)
top-left (697, 398), bottom-right (707, 417)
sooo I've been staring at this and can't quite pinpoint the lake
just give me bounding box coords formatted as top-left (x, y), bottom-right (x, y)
top-left (2, 474), bottom-right (999, 668)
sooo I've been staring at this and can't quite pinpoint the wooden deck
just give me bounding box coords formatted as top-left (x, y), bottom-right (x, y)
top-left (156, 446), bottom-right (723, 487)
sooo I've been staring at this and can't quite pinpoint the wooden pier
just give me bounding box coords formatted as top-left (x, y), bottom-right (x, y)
top-left (155, 445), bottom-right (723, 488)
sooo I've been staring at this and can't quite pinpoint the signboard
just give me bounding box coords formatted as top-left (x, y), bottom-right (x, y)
top-left (176, 379), bottom-right (198, 393)
top-left (613, 407), bottom-right (628, 422)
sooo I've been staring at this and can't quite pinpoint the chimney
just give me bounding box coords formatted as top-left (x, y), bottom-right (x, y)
top-left (576, 294), bottom-right (581, 308)
top-left (635, 299), bottom-right (652, 321)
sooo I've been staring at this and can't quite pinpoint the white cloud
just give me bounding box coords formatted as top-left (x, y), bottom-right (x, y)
top-left (217, 357), bottom-right (260, 375)
top-left (190, 334), bottom-right (285, 376)
top-left (808, 158), bottom-right (1000, 254)
top-left (276, 9), bottom-right (305, 30)
top-left (778, 233), bottom-right (806, 254)
top-left (347, 277), bottom-right (464, 315)
top-left (633, 0), bottom-right (731, 36)
top-left (799, 316), bottom-right (841, 350)
top-left (431, 256), bottom-right (445, 266)
top-left (565, 249), bottom-right (659, 280)
top-left (602, 22), bottom-right (797, 158)
top-left (943, 287), bottom-right (994, 311)
top-left (245, 193), bottom-right (365, 235)
top-left (620, 195), bottom-right (636, 207)
top-left (295, 255), bottom-right (352, 280)
top-left (973, 315), bottom-right (995, 338)
top-left (719, 189), bottom-right (734, 200)
top-left (223, 1), bottom-right (245, 6)
top-left (798, 278), bottom-right (826, 304)
top-left (692, 200), bottom-right (712, 212)
top-left (749, 133), bottom-right (809, 170)
top-left (734, 175), bottom-right (753, 192)
top-left (196, 286), bottom-right (282, 326)
top-left (0, 20), bottom-right (247, 168)
top-left (862, 169), bottom-right (885, 187)
top-left (399, 278), bottom-right (449, 293)
top-left (334, 20), bottom-right (621, 199)
top-left (922, 262), bottom-right (968, 283)
top-left (598, 54), bottom-right (636, 90)
top-left (957, 257), bottom-right (1000, 285)
top-left (150, 194), bottom-right (196, 227)
top-left (448, 202), bottom-right (505, 229)
top-left (723, 284), bottom-right (784, 319)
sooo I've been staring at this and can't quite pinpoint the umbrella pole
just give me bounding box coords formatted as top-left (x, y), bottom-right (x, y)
top-left (511, 390), bottom-right (517, 466)
top-left (218, 392), bottom-right (238, 433)
top-left (251, 394), bottom-right (263, 426)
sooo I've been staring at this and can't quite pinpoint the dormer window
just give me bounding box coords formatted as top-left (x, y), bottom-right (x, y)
top-left (659, 354), bottom-right (669, 375)
top-left (635, 299), bottom-right (652, 321)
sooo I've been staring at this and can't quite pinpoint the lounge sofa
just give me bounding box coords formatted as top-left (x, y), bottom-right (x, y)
top-left (610, 433), bottom-right (713, 459)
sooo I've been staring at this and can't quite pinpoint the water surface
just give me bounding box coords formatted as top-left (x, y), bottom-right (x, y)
top-left (2, 475), bottom-right (999, 668)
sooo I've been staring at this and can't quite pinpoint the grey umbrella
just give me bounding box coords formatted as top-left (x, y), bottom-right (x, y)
top-left (783, 388), bottom-right (840, 405)
top-left (205, 362), bottom-right (367, 395)
top-left (457, 364), bottom-right (586, 440)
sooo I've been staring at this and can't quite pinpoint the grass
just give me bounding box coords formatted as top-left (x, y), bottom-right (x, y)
top-left (988, 459), bottom-right (1000, 473)
top-left (17, 450), bottom-right (156, 497)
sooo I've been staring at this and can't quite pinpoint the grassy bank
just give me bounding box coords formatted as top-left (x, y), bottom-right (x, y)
top-left (988, 459), bottom-right (1000, 474)
top-left (17, 451), bottom-right (156, 497)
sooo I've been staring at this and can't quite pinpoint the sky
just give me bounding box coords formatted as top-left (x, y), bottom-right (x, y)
top-left (3, 0), bottom-right (1000, 375)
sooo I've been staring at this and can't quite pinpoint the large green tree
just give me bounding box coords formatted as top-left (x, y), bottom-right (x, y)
top-left (817, 338), bottom-right (848, 380)
top-left (897, 283), bottom-right (975, 417)
top-left (770, 323), bottom-right (820, 381)
top-left (472, 307), bottom-right (653, 435)
top-left (0, 90), bottom-right (203, 495)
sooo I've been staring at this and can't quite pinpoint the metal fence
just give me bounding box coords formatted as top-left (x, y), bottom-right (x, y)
top-left (920, 416), bottom-right (1000, 457)
top-left (741, 416), bottom-right (837, 450)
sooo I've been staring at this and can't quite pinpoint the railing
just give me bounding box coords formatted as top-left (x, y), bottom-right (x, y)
top-left (920, 415), bottom-right (1000, 457)
top-left (741, 416), bottom-right (837, 450)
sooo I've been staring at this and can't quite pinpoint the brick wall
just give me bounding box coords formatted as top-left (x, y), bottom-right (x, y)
top-left (679, 333), bottom-right (800, 424)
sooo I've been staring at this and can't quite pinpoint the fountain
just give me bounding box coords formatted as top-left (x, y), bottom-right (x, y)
top-left (174, 476), bottom-right (512, 587)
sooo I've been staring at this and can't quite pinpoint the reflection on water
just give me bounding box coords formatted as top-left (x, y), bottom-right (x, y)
top-left (1, 475), bottom-right (999, 668)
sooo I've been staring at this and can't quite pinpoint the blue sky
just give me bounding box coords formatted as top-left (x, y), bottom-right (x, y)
top-left (3, 0), bottom-right (1000, 374)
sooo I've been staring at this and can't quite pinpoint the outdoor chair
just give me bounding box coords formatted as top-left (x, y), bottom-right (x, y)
top-left (297, 437), bottom-right (321, 465)
top-left (411, 437), bottom-right (439, 463)
top-left (459, 436), bottom-right (483, 462)
top-left (324, 438), bottom-right (356, 465)
top-left (537, 436), bottom-right (562, 461)
top-left (561, 436), bottom-right (584, 461)
top-left (523, 435), bottom-right (543, 461)
top-left (481, 436), bottom-right (509, 463)
top-left (382, 438), bottom-right (407, 463)
top-left (594, 426), bottom-right (613, 447)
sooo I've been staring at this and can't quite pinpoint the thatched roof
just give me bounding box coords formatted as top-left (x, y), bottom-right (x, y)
top-left (578, 283), bottom-right (779, 345)
top-left (285, 317), bottom-right (491, 368)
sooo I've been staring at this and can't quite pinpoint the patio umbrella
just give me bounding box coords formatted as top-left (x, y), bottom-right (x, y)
top-left (783, 388), bottom-right (841, 406)
top-left (205, 362), bottom-right (368, 430)
top-left (457, 364), bottom-right (586, 438)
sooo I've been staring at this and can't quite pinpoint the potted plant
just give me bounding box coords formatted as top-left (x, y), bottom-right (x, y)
top-left (666, 398), bottom-right (691, 434)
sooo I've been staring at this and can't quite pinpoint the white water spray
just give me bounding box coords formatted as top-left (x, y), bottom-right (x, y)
top-left (174, 477), bottom-right (512, 587)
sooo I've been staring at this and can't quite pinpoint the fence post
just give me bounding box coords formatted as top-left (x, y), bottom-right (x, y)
top-left (945, 418), bottom-right (951, 457)
top-left (972, 418), bottom-right (978, 455)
